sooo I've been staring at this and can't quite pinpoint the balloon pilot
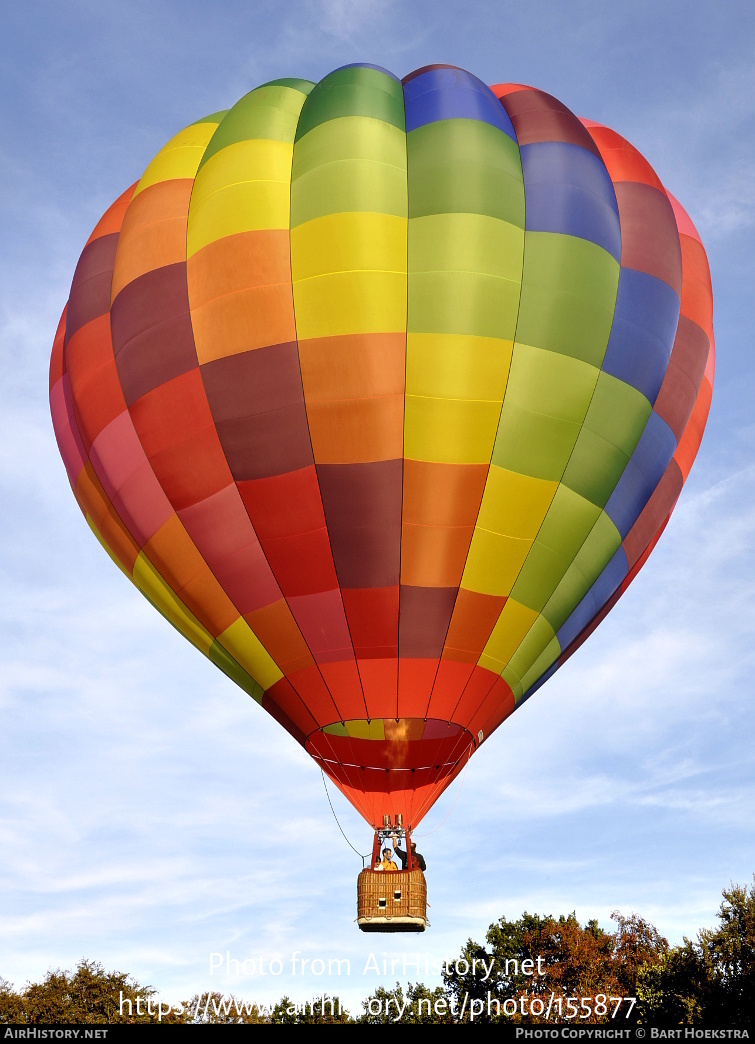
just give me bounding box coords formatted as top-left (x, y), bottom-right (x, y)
top-left (357, 814), bottom-right (428, 931)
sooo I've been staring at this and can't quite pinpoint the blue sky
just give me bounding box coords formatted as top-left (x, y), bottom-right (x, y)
top-left (2, 0), bottom-right (754, 1017)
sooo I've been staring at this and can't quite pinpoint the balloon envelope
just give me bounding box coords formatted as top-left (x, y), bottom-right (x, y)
top-left (50, 65), bottom-right (714, 829)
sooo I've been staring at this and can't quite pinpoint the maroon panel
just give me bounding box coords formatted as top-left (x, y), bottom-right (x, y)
top-left (262, 679), bottom-right (313, 743)
top-left (500, 89), bottom-right (601, 156)
top-left (65, 233), bottom-right (119, 342)
top-left (317, 460), bottom-right (403, 588)
top-left (615, 182), bottom-right (682, 296)
top-left (622, 459), bottom-right (683, 570)
top-left (111, 263), bottom-right (198, 405)
top-left (399, 585), bottom-right (458, 659)
top-left (200, 343), bottom-right (313, 480)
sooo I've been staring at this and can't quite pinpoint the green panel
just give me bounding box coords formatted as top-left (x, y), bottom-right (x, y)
top-left (291, 159), bottom-right (407, 224)
top-left (561, 428), bottom-right (631, 507)
top-left (536, 485), bottom-right (602, 559)
top-left (502, 664), bottom-right (523, 701)
top-left (516, 233), bottom-right (619, 366)
top-left (502, 343), bottom-right (598, 423)
top-left (572, 510), bottom-right (622, 585)
top-left (507, 614), bottom-right (555, 683)
top-left (408, 272), bottom-right (521, 338)
top-left (192, 110), bottom-right (229, 125)
top-left (541, 561), bottom-right (595, 632)
top-left (561, 373), bottom-right (651, 506)
top-left (407, 120), bottom-right (524, 226)
top-left (492, 403), bottom-right (581, 480)
top-left (209, 641), bottom-right (264, 703)
top-left (519, 637), bottom-right (561, 696)
top-left (323, 722), bottom-right (349, 736)
top-left (583, 371), bottom-right (652, 454)
top-left (409, 213), bottom-right (524, 284)
top-left (262, 77), bottom-right (316, 92)
top-left (542, 511), bottom-right (621, 631)
top-left (295, 66), bottom-right (405, 140)
top-left (292, 115), bottom-right (406, 173)
top-left (199, 84), bottom-right (313, 169)
top-left (290, 117), bottom-right (407, 225)
top-left (510, 539), bottom-right (568, 612)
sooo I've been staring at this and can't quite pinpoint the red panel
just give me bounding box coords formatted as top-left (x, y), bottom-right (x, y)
top-left (49, 308), bottom-right (67, 394)
top-left (262, 529), bottom-right (339, 595)
top-left (283, 663), bottom-right (346, 724)
top-left (286, 589), bottom-right (353, 662)
top-left (66, 315), bottom-right (127, 450)
top-left (319, 659), bottom-right (367, 721)
top-left (397, 658), bottom-right (438, 718)
top-left (581, 121), bottom-right (663, 190)
top-left (450, 665), bottom-right (499, 729)
top-left (238, 466), bottom-right (326, 540)
top-left (357, 657), bottom-right (399, 720)
top-left (427, 658), bottom-right (476, 719)
top-left (341, 586), bottom-right (399, 657)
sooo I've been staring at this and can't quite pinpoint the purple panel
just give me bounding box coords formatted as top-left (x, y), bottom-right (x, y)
top-left (605, 411), bottom-right (678, 539)
top-left (111, 263), bottom-right (198, 406)
top-left (403, 66), bottom-right (516, 139)
top-left (399, 585), bottom-right (458, 659)
top-left (521, 142), bottom-right (620, 261)
top-left (200, 343), bottom-right (313, 480)
top-left (602, 268), bottom-right (680, 402)
top-left (316, 460), bottom-right (403, 588)
top-left (65, 234), bottom-right (119, 342)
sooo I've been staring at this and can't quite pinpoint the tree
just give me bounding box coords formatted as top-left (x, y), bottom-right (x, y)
top-left (270, 994), bottom-right (351, 1024)
top-left (360, 982), bottom-right (452, 1024)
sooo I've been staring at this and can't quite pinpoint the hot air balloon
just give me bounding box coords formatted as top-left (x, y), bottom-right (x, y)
top-left (50, 64), bottom-right (714, 932)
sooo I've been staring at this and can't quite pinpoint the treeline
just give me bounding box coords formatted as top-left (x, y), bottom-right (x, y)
top-left (2, 878), bottom-right (753, 1025)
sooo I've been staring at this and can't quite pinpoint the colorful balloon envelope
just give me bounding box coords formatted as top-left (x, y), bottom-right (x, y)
top-left (50, 64), bottom-right (714, 830)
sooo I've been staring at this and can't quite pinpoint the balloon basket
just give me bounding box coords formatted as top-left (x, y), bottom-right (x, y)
top-left (356, 868), bottom-right (428, 932)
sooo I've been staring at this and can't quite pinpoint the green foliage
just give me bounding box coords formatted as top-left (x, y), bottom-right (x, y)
top-left (637, 875), bottom-right (755, 1025)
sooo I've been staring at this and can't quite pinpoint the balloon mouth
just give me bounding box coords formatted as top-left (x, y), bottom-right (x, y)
top-left (306, 717), bottom-right (474, 781)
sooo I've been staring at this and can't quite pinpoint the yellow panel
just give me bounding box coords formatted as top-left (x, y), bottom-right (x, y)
top-left (216, 617), bottom-right (283, 691)
top-left (461, 529), bottom-right (532, 595)
top-left (481, 598), bottom-right (540, 668)
top-left (406, 333), bottom-right (513, 400)
top-left (290, 212), bottom-right (406, 282)
top-left (190, 139), bottom-right (293, 207)
top-left (345, 720), bottom-right (369, 739)
top-left (292, 270), bottom-right (406, 339)
top-left (132, 552), bottom-right (214, 655)
top-left (187, 181), bottom-right (291, 256)
top-left (134, 122), bottom-right (219, 196)
top-left (476, 466), bottom-right (558, 539)
top-left (404, 394), bottom-right (501, 464)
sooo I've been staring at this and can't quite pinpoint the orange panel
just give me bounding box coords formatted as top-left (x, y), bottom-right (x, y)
top-left (187, 228), bottom-right (292, 307)
top-left (178, 569), bottom-right (239, 637)
top-left (244, 598), bottom-right (314, 676)
top-left (298, 332), bottom-right (405, 401)
top-left (111, 180), bottom-right (193, 299)
top-left (400, 521), bottom-right (473, 587)
top-left (306, 393), bottom-right (404, 463)
top-left (402, 459), bottom-right (488, 527)
top-left (85, 184), bottom-right (137, 246)
top-left (443, 588), bottom-right (507, 659)
top-left (143, 514), bottom-right (203, 593)
top-left (679, 238), bottom-right (713, 337)
top-left (189, 284), bottom-right (297, 363)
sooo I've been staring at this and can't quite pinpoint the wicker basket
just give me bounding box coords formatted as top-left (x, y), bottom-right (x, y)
top-left (356, 868), bottom-right (427, 932)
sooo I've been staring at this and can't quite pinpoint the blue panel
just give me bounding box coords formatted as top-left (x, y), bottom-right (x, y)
top-left (521, 142), bottom-right (621, 261)
top-left (602, 268), bottom-right (680, 402)
top-left (605, 411), bottom-right (677, 538)
top-left (518, 659), bottom-right (559, 707)
top-left (556, 547), bottom-right (629, 651)
top-left (403, 66), bottom-right (516, 139)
